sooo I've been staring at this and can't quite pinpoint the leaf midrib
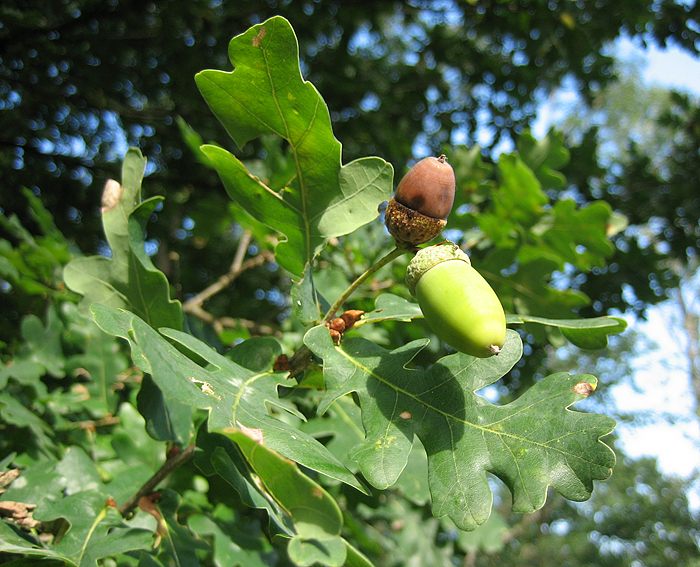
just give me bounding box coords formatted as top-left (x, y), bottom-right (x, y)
top-left (335, 347), bottom-right (608, 467)
top-left (260, 18), bottom-right (312, 266)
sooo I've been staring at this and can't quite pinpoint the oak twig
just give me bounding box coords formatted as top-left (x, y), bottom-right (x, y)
top-left (119, 444), bottom-right (195, 517)
top-left (323, 246), bottom-right (407, 322)
top-left (286, 246), bottom-right (408, 379)
top-left (183, 230), bottom-right (275, 333)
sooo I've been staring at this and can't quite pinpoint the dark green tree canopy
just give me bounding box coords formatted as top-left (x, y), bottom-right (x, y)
top-left (1, 9), bottom-right (699, 566)
top-left (1, 1), bottom-right (697, 298)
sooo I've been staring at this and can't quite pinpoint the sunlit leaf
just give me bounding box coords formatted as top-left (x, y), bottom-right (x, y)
top-left (64, 148), bottom-right (182, 331)
top-left (196, 16), bottom-right (393, 276)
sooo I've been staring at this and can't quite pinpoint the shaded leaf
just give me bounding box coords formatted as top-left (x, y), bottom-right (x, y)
top-left (0, 394), bottom-right (55, 453)
top-left (64, 309), bottom-right (125, 415)
top-left (149, 490), bottom-right (208, 567)
top-left (517, 129), bottom-right (570, 189)
top-left (188, 510), bottom-right (272, 567)
top-left (300, 396), bottom-right (365, 474)
top-left (292, 264), bottom-right (322, 325)
top-left (305, 326), bottom-right (616, 530)
top-left (137, 375), bottom-right (193, 444)
top-left (0, 522), bottom-right (64, 562)
top-left (1, 448), bottom-right (153, 566)
top-left (195, 428), bottom-right (293, 535)
top-left (91, 304), bottom-right (363, 491)
top-left (35, 493), bottom-right (153, 566)
top-left (229, 429), bottom-right (346, 566)
top-left (226, 336), bottom-right (282, 373)
top-left (16, 306), bottom-right (64, 378)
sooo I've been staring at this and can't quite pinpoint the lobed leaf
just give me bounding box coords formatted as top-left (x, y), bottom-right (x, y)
top-left (91, 304), bottom-right (363, 492)
top-left (196, 16), bottom-right (393, 276)
top-left (0, 447), bottom-right (154, 566)
top-left (64, 148), bottom-right (182, 331)
top-left (304, 326), bottom-right (616, 530)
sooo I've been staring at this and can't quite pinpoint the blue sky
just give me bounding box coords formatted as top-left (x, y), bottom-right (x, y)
top-left (605, 37), bottom-right (700, 491)
top-left (617, 35), bottom-right (700, 94)
top-left (536, 35), bottom-right (700, 505)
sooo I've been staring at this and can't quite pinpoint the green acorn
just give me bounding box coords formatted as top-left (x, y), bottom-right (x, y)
top-left (406, 243), bottom-right (506, 357)
top-left (385, 155), bottom-right (455, 246)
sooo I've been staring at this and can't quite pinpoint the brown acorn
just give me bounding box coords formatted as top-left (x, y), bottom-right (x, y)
top-left (384, 155), bottom-right (455, 246)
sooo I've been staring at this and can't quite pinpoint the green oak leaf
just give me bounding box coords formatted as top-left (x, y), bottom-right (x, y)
top-left (229, 430), bottom-right (346, 567)
top-left (63, 149), bottom-right (185, 441)
top-left (493, 154), bottom-right (548, 229)
top-left (34, 492), bottom-right (153, 567)
top-left (195, 428), bottom-right (294, 535)
top-left (64, 308), bottom-right (126, 415)
top-left (304, 326), bottom-right (616, 530)
top-left (0, 393), bottom-right (54, 453)
top-left (0, 447), bottom-right (153, 566)
top-left (64, 148), bottom-right (182, 331)
top-left (533, 199), bottom-right (615, 271)
top-left (300, 396), bottom-right (365, 474)
top-left (449, 144), bottom-right (494, 197)
top-left (507, 313), bottom-right (628, 349)
top-left (0, 307), bottom-right (64, 398)
top-left (196, 16), bottom-right (393, 276)
top-left (136, 375), bottom-right (194, 444)
top-left (287, 535), bottom-right (346, 567)
top-left (516, 129), bottom-right (570, 189)
top-left (0, 522), bottom-right (65, 562)
top-left (481, 255), bottom-right (591, 318)
top-left (150, 490), bottom-right (209, 566)
top-left (343, 541), bottom-right (374, 567)
top-left (188, 509), bottom-right (272, 567)
top-left (91, 304), bottom-right (363, 492)
top-left (359, 294), bottom-right (626, 348)
top-left (356, 293), bottom-right (422, 327)
top-left (16, 306), bottom-right (64, 379)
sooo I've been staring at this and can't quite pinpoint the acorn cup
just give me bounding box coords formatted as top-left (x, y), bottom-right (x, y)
top-left (384, 154), bottom-right (455, 246)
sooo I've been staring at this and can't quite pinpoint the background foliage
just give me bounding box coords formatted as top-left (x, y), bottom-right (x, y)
top-left (1, 2), bottom-right (699, 565)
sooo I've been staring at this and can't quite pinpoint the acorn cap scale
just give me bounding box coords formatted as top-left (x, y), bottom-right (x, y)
top-left (405, 242), bottom-right (471, 295)
top-left (384, 199), bottom-right (446, 246)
